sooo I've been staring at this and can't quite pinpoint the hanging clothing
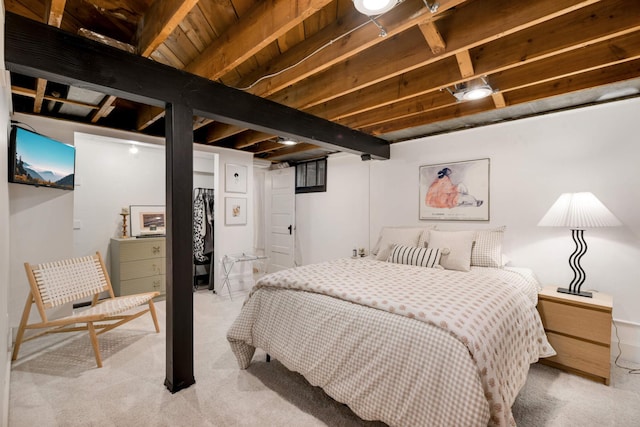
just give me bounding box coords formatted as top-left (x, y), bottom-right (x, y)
top-left (193, 188), bottom-right (214, 262)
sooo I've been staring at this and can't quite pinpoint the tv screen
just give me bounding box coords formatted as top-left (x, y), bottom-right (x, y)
top-left (8, 126), bottom-right (76, 191)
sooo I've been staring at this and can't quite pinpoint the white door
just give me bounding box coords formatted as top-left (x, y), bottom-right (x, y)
top-left (266, 167), bottom-right (295, 272)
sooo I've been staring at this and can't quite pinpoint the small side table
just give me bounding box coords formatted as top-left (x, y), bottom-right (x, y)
top-left (537, 286), bottom-right (612, 385)
top-left (219, 253), bottom-right (268, 299)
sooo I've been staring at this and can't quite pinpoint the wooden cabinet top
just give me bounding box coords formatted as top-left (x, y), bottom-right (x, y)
top-left (539, 286), bottom-right (612, 311)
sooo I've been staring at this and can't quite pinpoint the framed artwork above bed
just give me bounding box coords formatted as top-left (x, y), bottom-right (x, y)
top-left (419, 158), bottom-right (490, 221)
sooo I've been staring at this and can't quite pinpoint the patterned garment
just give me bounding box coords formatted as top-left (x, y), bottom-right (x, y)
top-left (227, 258), bottom-right (554, 427)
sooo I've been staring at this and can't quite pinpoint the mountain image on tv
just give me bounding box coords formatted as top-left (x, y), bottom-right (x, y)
top-left (11, 127), bottom-right (75, 191)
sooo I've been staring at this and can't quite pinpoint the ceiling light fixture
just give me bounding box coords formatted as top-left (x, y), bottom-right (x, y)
top-left (279, 137), bottom-right (298, 146)
top-left (352, 0), bottom-right (398, 16)
top-left (447, 77), bottom-right (495, 102)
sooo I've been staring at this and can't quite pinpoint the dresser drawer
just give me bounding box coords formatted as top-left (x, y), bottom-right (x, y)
top-left (118, 239), bottom-right (165, 261)
top-left (119, 258), bottom-right (165, 280)
top-left (537, 298), bottom-right (611, 344)
top-left (119, 275), bottom-right (165, 295)
top-left (544, 331), bottom-right (610, 379)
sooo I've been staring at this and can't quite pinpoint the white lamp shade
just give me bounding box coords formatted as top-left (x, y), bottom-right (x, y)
top-left (537, 192), bottom-right (621, 228)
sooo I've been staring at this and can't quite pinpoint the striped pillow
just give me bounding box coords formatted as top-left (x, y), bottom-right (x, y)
top-left (388, 245), bottom-right (443, 268)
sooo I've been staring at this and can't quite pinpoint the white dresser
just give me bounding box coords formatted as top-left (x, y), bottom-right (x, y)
top-left (110, 237), bottom-right (166, 297)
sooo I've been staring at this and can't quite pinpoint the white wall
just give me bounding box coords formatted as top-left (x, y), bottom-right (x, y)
top-left (0, 4), bottom-right (11, 423)
top-left (296, 97), bottom-right (640, 362)
top-left (295, 153), bottom-right (371, 264)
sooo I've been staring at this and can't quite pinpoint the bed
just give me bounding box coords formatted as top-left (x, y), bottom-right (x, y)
top-left (227, 229), bottom-right (554, 426)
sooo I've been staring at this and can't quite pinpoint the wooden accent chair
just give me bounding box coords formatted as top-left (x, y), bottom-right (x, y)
top-left (12, 252), bottom-right (160, 368)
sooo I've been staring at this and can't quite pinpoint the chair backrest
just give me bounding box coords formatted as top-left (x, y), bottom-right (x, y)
top-left (27, 254), bottom-right (110, 310)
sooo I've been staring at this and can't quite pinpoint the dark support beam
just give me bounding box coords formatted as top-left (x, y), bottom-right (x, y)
top-left (4, 12), bottom-right (390, 160)
top-left (163, 102), bottom-right (195, 393)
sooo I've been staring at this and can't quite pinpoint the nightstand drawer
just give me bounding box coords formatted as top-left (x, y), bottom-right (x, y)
top-left (544, 331), bottom-right (610, 379)
top-left (537, 298), bottom-right (611, 344)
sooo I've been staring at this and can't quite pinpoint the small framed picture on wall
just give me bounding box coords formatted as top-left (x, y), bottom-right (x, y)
top-left (225, 163), bottom-right (247, 193)
top-left (225, 197), bottom-right (247, 225)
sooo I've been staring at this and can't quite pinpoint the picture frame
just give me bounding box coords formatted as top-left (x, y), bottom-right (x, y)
top-left (225, 197), bottom-right (247, 225)
top-left (225, 163), bottom-right (247, 193)
top-left (129, 205), bottom-right (166, 237)
top-left (419, 158), bottom-right (490, 221)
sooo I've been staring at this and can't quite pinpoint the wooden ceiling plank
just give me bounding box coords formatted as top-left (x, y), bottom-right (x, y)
top-left (471, 0), bottom-right (640, 77)
top-left (233, 131), bottom-right (275, 149)
top-left (44, 0), bottom-right (66, 27)
top-left (262, 143), bottom-right (320, 160)
top-left (455, 50), bottom-right (474, 78)
top-left (506, 59), bottom-right (640, 105)
top-left (193, 117), bottom-right (214, 130)
top-left (269, 28), bottom-right (432, 108)
top-left (185, 0), bottom-right (335, 80)
top-left (33, 78), bottom-right (47, 114)
top-left (492, 92), bottom-right (507, 108)
top-left (307, 0), bottom-right (635, 122)
top-left (419, 21), bottom-right (446, 55)
top-left (77, 28), bottom-right (137, 53)
top-left (204, 123), bottom-right (247, 143)
top-left (491, 32), bottom-right (640, 93)
top-left (248, 140), bottom-right (286, 154)
top-left (91, 95), bottom-right (118, 123)
top-left (364, 60), bottom-right (640, 136)
top-left (268, 0), bottom-right (602, 112)
top-left (6, 12), bottom-right (390, 159)
top-left (179, 7), bottom-right (217, 53)
top-left (242, 0), bottom-right (464, 97)
top-left (12, 85), bottom-right (100, 110)
top-left (34, 0), bottom-right (66, 114)
top-left (340, 31), bottom-right (640, 130)
top-left (137, 105), bottom-right (166, 131)
top-left (137, 0), bottom-right (200, 57)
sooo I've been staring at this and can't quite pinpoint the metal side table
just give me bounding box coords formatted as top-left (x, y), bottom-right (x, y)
top-left (219, 253), bottom-right (268, 299)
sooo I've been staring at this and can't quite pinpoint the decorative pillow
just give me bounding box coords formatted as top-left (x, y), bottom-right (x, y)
top-left (388, 244), bottom-right (445, 269)
top-left (471, 226), bottom-right (506, 268)
top-left (427, 230), bottom-right (475, 272)
top-left (371, 227), bottom-right (426, 256)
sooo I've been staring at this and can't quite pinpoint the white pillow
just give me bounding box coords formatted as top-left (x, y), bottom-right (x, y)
top-left (427, 230), bottom-right (475, 272)
top-left (371, 227), bottom-right (425, 256)
top-left (387, 244), bottom-right (445, 269)
top-left (471, 226), bottom-right (506, 268)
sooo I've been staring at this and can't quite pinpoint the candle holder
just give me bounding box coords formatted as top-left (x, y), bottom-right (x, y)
top-left (120, 213), bottom-right (129, 238)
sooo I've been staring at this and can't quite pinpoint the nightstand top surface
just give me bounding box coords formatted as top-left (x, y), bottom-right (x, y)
top-left (539, 285), bottom-right (612, 309)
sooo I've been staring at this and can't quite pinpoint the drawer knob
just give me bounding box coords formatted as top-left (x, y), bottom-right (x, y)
top-left (152, 246), bottom-right (160, 254)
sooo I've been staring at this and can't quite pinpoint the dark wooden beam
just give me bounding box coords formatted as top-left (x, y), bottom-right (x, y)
top-left (4, 12), bottom-right (390, 160)
top-left (164, 102), bottom-right (195, 393)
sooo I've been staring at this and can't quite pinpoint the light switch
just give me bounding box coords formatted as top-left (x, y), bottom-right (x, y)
top-left (73, 220), bottom-right (82, 230)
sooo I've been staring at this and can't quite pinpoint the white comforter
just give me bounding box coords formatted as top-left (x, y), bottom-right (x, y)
top-left (227, 258), bottom-right (554, 426)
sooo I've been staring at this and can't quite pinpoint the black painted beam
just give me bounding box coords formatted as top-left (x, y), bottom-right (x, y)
top-left (163, 103), bottom-right (196, 393)
top-left (4, 12), bottom-right (390, 160)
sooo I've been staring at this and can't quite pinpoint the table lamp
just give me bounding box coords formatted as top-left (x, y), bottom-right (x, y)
top-left (538, 192), bottom-right (621, 298)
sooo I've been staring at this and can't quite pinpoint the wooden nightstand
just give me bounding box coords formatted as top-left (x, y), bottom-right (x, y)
top-left (536, 286), bottom-right (612, 385)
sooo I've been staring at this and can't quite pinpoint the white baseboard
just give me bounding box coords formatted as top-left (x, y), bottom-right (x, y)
top-left (612, 318), bottom-right (640, 364)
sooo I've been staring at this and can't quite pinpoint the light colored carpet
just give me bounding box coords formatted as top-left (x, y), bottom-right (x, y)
top-left (8, 290), bottom-right (640, 426)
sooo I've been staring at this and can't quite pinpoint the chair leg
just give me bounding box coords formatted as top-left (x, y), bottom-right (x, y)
top-left (12, 292), bottom-right (34, 361)
top-left (87, 322), bottom-right (103, 368)
top-left (148, 300), bottom-right (160, 333)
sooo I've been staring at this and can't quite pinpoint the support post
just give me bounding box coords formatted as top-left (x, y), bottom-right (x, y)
top-left (164, 102), bottom-right (196, 392)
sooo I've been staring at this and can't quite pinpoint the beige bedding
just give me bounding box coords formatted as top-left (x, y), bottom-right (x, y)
top-left (227, 258), bottom-right (554, 426)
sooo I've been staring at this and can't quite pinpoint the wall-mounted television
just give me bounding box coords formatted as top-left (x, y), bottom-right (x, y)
top-left (8, 125), bottom-right (76, 191)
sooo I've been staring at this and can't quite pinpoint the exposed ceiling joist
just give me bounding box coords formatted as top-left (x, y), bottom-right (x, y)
top-left (5, 12), bottom-right (389, 159)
